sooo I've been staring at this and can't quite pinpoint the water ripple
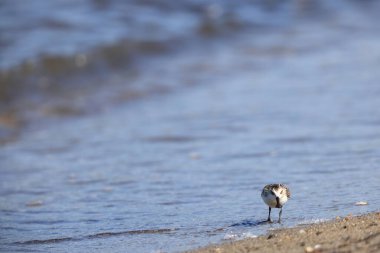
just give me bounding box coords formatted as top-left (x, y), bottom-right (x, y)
top-left (15, 228), bottom-right (178, 245)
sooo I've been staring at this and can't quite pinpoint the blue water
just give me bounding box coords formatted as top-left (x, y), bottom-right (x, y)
top-left (1, 1), bottom-right (380, 253)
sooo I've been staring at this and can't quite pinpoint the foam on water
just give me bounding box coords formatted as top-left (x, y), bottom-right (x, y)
top-left (223, 232), bottom-right (258, 241)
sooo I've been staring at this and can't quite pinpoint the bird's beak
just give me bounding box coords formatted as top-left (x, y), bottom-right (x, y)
top-left (276, 197), bottom-right (281, 208)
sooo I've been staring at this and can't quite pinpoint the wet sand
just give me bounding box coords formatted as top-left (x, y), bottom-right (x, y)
top-left (188, 212), bottom-right (380, 253)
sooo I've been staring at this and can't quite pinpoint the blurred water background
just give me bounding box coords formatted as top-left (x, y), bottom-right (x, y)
top-left (1, 0), bottom-right (380, 252)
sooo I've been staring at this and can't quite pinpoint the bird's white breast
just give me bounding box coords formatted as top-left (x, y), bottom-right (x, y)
top-left (261, 193), bottom-right (277, 208)
top-left (261, 192), bottom-right (288, 208)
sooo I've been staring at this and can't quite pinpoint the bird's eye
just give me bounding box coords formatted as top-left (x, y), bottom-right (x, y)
top-left (271, 191), bottom-right (275, 195)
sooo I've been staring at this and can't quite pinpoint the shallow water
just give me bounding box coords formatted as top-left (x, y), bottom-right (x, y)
top-left (0, 0), bottom-right (294, 69)
top-left (1, 1), bottom-right (380, 253)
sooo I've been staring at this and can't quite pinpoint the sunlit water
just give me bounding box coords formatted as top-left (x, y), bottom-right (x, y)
top-left (1, 1), bottom-right (380, 253)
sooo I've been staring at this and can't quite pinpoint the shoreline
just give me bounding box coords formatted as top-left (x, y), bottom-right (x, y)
top-left (187, 212), bottom-right (380, 253)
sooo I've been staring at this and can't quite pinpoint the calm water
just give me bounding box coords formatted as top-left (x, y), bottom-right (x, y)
top-left (1, 1), bottom-right (380, 253)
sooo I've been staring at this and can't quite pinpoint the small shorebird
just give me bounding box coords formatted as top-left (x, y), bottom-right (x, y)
top-left (261, 184), bottom-right (290, 223)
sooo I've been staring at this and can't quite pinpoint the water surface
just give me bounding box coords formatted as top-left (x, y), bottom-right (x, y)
top-left (1, 1), bottom-right (380, 252)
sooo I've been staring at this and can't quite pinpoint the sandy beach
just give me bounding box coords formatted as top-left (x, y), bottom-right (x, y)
top-left (188, 212), bottom-right (380, 253)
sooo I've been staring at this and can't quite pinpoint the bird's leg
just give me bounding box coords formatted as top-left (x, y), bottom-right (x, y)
top-left (278, 208), bottom-right (283, 223)
top-left (267, 207), bottom-right (272, 222)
